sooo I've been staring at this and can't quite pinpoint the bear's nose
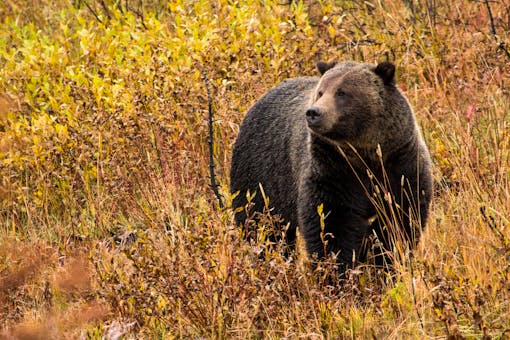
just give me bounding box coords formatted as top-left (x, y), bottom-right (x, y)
top-left (305, 107), bottom-right (322, 125)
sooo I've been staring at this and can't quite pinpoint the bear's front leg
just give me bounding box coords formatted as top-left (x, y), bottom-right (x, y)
top-left (297, 182), bottom-right (370, 270)
top-left (380, 161), bottom-right (433, 251)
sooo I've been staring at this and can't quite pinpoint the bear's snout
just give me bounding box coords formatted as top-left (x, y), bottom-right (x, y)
top-left (305, 107), bottom-right (322, 126)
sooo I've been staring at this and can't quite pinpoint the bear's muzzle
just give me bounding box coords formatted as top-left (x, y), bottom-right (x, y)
top-left (305, 107), bottom-right (323, 127)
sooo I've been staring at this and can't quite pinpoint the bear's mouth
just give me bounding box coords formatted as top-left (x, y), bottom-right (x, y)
top-left (306, 121), bottom-right (330, 137)
top-left (305, 106), bottom-right (336, 136)
top-left (308, 123), bottom-right (355, 143)
top-left (306, 120), bottom-right (324, 131)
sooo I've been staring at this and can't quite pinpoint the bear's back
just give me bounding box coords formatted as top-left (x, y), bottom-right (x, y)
top-left (230, 77), bottom-right (317, 228)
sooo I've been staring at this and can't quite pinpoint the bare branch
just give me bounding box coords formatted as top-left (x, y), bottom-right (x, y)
top-left (83, 1), bottom-right (103, 24)
top-left (484, 0), bottom-right (510, 59)
top-left (203, 69), bottom-right (224, 210)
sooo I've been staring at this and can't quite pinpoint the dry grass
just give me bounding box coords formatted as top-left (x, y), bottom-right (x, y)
top-left (0, 0), bottom-right (509, 338)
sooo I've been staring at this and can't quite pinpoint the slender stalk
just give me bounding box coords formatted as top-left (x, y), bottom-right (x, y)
top-left (484, 0), bottom-right (510, 59)
top-left (203, 69), bottom-right (224, 209)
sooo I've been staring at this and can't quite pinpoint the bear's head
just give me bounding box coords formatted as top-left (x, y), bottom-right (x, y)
top-left (306, 61), bottom-right (405, 151)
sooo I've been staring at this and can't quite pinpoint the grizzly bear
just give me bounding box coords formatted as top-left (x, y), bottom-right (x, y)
top-left (230, 61), bottom-right (432, 270)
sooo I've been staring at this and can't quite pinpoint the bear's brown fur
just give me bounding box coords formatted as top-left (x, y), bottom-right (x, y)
top-left (230, 61), bottom-right (432, 270)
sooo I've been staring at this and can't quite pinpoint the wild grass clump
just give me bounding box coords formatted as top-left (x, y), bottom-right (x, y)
top-left (0, 0), bottom-right (509, 338)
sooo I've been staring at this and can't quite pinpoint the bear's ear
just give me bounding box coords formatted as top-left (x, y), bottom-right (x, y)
top-left (374, 61), bottom-right (396, 85)
top-left (316, 61), bottom-right (337, 75)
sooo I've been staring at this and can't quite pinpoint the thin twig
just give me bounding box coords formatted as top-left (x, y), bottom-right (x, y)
top-left (203, 69), bottom-right (224, 209)
top-left (126, 0), bottom-right (147, 30)
top-left (485, 0), bottom-right (498, 36)
top-left (484, 0), bottom-right (510, 59)
top-left (99, 0), bottom-right (112, 20)
top-left (83, 1), bottom-right (103, 24)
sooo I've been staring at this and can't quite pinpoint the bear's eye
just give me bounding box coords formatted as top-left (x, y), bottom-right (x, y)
top-left (317, 91), bottom-right (323, 99)
top-left (336, 89), bottom-right (346, 97)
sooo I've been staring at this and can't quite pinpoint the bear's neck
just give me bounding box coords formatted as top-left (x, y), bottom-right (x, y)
top-left (308, 134), bottom-right (375, 170)
top-left (309, 133), bottom-right (416, 171)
